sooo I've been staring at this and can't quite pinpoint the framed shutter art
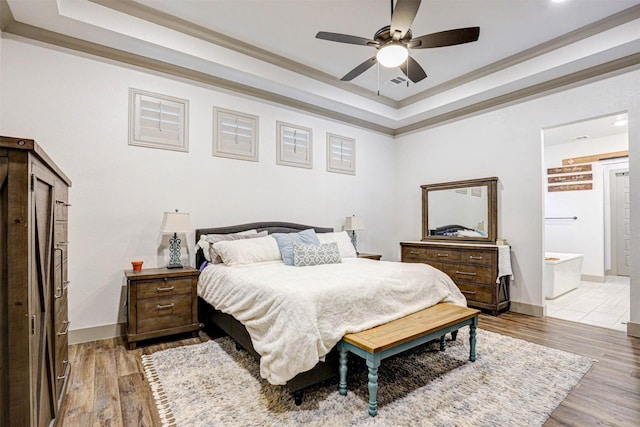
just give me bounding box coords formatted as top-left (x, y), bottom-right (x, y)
top-left (213, 107), bottom-right (259, 162)
top-left (276, 121), bottom-right (313, 169)
top-left (129, 88), bottom-right (189, 152)
top-left (326, 133), bottom-right (355, 175)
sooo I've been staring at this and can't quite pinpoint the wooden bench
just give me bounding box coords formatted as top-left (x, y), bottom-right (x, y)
top-left (337, 303), bottom-right (480, 416)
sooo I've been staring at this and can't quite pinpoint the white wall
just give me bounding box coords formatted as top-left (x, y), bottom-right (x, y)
top-left (0, 38), bottom-right (397, 334)
top-left (544, 134), bottom-right (629, 280)
top-left (395, 69), bottom-right (640, 329)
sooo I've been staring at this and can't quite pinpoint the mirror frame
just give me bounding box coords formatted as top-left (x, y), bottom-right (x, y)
top-left (421, 177), bottom-right (498, 244)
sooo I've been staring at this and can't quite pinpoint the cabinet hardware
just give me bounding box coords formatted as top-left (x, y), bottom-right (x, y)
top-left (469, 256), bottom-right (483, 260)
top-left (31, 315), bottom-right (36, 335)
top-left (63, 280), bottom-right (70, 290)
top-left (409, 250), bottom-right (421, 255)
top-left (436, 253), bottom-right (449, 257)
top-left (57, 320), bottom-right (70, 336)
top-left (461, 290), bottom-right (477, 295)
top-left (156, 303), bottom-right (175, 310)
top-left (54, 247), bottom-right (65, 299)
top-left (57, 361), bottom-right (69, 380)
top-left (456, 271), bottom-right (477, 276)
top-left (156, 286), bottom-right (175, 292)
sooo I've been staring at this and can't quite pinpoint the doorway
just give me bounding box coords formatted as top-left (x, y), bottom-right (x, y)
top-left (542, 113), bottom-right (629, 331)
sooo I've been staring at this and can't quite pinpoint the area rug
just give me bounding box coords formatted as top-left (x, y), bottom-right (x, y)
top-left (141, 328), bottom-right (594, 426)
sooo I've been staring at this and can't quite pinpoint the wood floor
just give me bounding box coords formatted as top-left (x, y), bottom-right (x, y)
top-left (57, 312), bottom-right (640, 426)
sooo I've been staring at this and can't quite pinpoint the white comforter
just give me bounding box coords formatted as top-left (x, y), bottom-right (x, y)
top-left (198, 258), bottom-right (466, 385)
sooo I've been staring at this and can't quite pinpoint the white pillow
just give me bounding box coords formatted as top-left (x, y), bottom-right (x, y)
top-left (317, 231), bottom-right (357, 258)
top-left (196, 229), bottom-right (267, 263)
top-left (213, 235), bottom-right (282, 266)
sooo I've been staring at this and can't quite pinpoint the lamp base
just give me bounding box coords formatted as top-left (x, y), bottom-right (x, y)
top-left (167, 264), bottom-right (184, 269)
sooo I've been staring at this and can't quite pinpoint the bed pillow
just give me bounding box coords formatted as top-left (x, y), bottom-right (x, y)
top-left (213, 235), bottom-right (282, 266)
top-left (196, 230), bottom-right (268, 263)
top-left (271, 229), bottom-right (321, 266)
top-left (317, 231), bottom-right (357, 258)
top-left (293, 242), bottom-right (342, 267)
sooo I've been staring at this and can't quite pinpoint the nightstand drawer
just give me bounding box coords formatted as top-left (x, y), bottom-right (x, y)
top-left (137, 294), bottom-right (193, 333)
top-left (137, 277), bottom-right (193, 299)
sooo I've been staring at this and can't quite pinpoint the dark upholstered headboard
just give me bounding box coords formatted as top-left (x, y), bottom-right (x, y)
top-left (195, 221), bottom-right (333, 269)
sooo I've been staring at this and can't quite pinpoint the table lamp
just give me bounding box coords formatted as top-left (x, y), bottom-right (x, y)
top-left (343, 215), bottom-right (365, 254)
top-left (160, 210), bottom-right (191, 269)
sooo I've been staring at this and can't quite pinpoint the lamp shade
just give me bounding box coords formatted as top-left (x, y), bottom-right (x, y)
top-left (160, 211), bottom-right (191, 233)
top-left (343, 216), bottom-right (365, 231)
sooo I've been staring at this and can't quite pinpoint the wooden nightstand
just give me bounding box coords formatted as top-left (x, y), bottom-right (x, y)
top-left (125, 267), bottom-right (200, 349)
top-left (357, 253), bottom-right (382, 260)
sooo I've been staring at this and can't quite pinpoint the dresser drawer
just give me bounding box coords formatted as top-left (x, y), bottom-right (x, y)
top-left (460, 250), bottom-right (495, 266)
top-left (457, 282), bottom-right (493, 305)
top-left (55, 223), bottom-right (68, 244)
top-left (137, 294), bottom-right (193, 333)
top-left (137, 277), bottom-right (193, 299)
top-left (426, 248), bottom-right (461, 262)
top-left (402, 246), bottom-right (429, 261)
top-left (447, 265), bottom-right (495, 285)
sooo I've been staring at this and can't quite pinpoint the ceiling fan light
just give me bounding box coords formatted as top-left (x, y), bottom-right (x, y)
top-left (376, 44), bottom-right (408, 68)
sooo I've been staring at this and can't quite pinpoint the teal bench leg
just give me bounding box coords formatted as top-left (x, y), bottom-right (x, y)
top-left (338, 341), bottom-right (348, 396)
top-left (366, 356), bottom-right (381, 417)
top-left (439, 335), bottom-right (446, 351)
top-left (469, 316), bottom-right (478, 362)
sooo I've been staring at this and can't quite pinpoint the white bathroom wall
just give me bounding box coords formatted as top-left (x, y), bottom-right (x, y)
top-left (544, 133), bottom-right (629, 281)
top-left (0, 38), bottom-right (397, 337)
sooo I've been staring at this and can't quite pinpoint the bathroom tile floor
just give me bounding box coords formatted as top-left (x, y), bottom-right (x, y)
top-left (545, 275), bottom-right (629, 331)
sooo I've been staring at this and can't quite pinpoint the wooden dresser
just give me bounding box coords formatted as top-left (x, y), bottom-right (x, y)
top-left (401, 241), bottom-right (509, 315)
top-left (0, 136), bottom-right (71, 426)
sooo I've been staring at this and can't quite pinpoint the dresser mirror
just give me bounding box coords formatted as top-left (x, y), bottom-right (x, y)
top-left (422, 177), bottom-right (498, 243)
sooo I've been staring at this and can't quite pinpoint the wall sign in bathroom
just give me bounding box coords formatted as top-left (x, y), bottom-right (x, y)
top-left (548, 183), bottom-right (593, 192)
top-left (562, 150), bottom-right (628, 166)
top-left (547, 164), bottom-right (591, 175)
top-left (548, 173), bottom-right (592, 184)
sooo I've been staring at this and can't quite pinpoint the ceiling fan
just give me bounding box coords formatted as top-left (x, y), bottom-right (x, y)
top-left (315, 0), bottom-right (480, 83)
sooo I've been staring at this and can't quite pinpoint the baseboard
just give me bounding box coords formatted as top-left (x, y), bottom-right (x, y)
top-left (69, 322), bottom-right (125, 345)
top-left (509, 301), bottom-right (545, 317)
top-left (581, 274), bottom-right (605, 283)
top-left (627, 321), bottom-right (640, 338)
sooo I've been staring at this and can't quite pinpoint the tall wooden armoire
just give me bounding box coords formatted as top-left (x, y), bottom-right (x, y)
top-left (1, 136), bottom-right (71, 426)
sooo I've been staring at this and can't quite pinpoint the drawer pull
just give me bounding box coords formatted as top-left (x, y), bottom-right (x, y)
top-left (409, 251), bottom-right (421, 255)
top-left (456, 271), bottom-right (477, 276)
top-left (57, 320), bottom-right (70, 336)
top-left (469, 256), bottom-right (483, 260)
top-left (436, 253), bottom-right (449, 257)
top-left (56, 361), bottom-right (69, 381)
top-left (156, 303), bottom-right (175, 310)
top-left (461, 290), bottom-right (477, 295)
top-left (156, 286), bottom-right (175, 292)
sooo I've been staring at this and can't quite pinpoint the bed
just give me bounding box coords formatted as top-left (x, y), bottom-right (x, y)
top-left (195, 221), bottom-right (465, 404)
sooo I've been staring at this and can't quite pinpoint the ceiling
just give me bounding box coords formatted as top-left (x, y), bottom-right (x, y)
top-left (2, 0), bottom-right (640, 135)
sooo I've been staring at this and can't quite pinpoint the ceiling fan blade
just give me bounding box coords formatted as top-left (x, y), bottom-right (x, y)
top-left (399, 56), bottom-right (427, 83)
top-left (341, 56), bottom-right (378, 81)
top-left (316, 31), bottom-right (378, 47)
top-left (411, 27), bottom-right (480, 49)
top-left (390, 0), bottom-right (422, 40)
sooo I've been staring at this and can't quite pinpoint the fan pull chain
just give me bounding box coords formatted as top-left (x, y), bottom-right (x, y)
top-left (377, 62), bottom-right (380, 96)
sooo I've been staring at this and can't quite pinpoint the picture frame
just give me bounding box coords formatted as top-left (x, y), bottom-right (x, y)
top-left (213, 107), bottom-right (259, 162)
top-left (326, 133), bottom-right (355, 175)
top-left (276, 121), bottom-right (313, 169)
top-left (129, 88), bottom-right (189, 152)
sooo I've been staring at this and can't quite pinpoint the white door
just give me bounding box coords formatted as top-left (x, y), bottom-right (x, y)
top-left (612, 170), bottom-right (630, 276)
